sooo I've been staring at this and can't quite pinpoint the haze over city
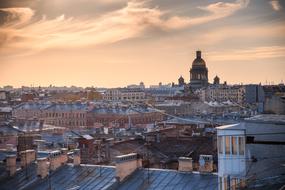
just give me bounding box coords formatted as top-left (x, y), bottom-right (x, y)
top-left (1, 0), bottom-right (285, 87)
top-left (1, 1), bottom-right (285, 190)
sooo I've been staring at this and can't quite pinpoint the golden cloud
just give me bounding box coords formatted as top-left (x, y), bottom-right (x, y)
top-left (0, 0), bottom-right (249, 55)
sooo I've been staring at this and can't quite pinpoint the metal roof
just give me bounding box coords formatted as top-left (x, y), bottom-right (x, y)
top-left (26, 165), bottom-right (117, 190)
top-left (46, 103), bottom-right (88, 111)
top-left (118, 169), bottom-right (218, 190)
top-left (14, 102), bottom-right (52, 110)
top-left (0, 164), bottom-right (218, 190)
top-left (0, 164), bottom-right (117, 190)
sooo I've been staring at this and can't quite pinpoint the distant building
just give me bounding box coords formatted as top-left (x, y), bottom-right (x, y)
top-left (244, 84), bottom-right (264, 104)
top-left (44, 102), bottom-right (88, 127)
top-left (178, 76), bottom-right (185, 87)
top-left (145, 85), bottom-right (184, 102)
top-left (13, 102), bottom-right (88, 127)
top-left (0, 91), bottom-right (11, 106)
top-left (263, 84), bottom-right (285, 114)
top-left (190, 51), bottom-right (209, 90)
top-left (127, 82), bottom-right (145, 89)
top-left (264, 93), bottom-right (285, 114)
top-left (87, 105), bottom-right (164, 128)
top-left (155, 100), bottom-right (241, 116)
top-left (200, 85), bottom-right (244, 104)
top-left (21, 92), bottom-right (37, 102)
top-left (213, 76), bottom-right (220, 85)
top-left (0, 107), bottom-right (12, 122)
top-left (217, 115), bottom-right (285, 190)
top-left (0, 91), bottom-right (9, 101)
top-left (13, 102), bottom-right (52, 119)
top-left (103, 88), bottom-right (145, 102)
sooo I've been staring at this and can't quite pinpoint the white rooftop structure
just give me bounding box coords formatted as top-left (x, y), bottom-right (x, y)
top-left (216, 114), bottom-right (285, 190)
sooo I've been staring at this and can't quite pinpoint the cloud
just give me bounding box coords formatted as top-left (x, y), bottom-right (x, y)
top-left (0, 0), bottom-right (249, 55)
top-left (269, 0), bottom-right (282, 11)
top-left (208, 46), bottom-right (285, 61)
top-left (192, 0), bottom-right (249, 24)
top-left (0, 7), bottom-right (34, 26)
top-left (0, 0), bottom-right (36, 8)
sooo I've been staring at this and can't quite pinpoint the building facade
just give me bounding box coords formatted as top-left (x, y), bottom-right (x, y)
top-left (200, 85), bottom-right (245, 104)
top-left (44, 103), bottom-right (88, 127)
top-left (103, 88), bottom-right (145, 102)
top-left (13, 102), bottom-right (88, 127)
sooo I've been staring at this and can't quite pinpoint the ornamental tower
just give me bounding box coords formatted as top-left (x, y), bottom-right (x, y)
top-left (189, 50), bottom-right (208, 89)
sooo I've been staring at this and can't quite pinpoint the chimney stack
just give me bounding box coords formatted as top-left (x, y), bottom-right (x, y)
top-left (37, 157), bottom-right (49, 179)
top-left (20, 149), bottom-right (36, 168)
top-left (178, 157), bottom-right (193, 172)
top-left (73, 149), bottom-right (81, 166)
top-left (49, 150), bottom-right (62, 171)
top-left (115, 153), bottom-right (142, 182)
top-left (6, 155), bottom-right (17, 176)
top-left (39, 119), bottom-right (44, 131)
top-left (60, 148), bottom-right (68, 165)
top-left (199, 155), bottom-right (213, 173)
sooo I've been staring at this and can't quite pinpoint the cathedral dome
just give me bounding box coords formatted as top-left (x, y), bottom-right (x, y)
top-left (192, 51), bottom-right (206, 66)
top-left (189, 50), bottom-right (209, 90)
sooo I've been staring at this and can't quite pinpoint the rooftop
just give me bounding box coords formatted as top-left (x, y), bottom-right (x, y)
top-left (14, 102), bottom-right (52, 110)
top-left (0, 164), bottom-right (218, 190)
top-left (245, 114), bottom-right (285, 124)
top-left (118, 168), bottom-right (218, 190)
top-left (46, 103), bottom-right (88, 111)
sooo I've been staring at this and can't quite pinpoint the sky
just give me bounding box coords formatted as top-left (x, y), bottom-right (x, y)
top-left (0, 0), bottom-right (284, 88)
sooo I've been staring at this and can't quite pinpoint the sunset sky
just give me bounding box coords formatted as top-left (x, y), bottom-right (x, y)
top-left (0, 0), bottom-right (284, 88)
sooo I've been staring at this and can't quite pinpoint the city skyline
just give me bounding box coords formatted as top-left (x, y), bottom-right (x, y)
top-left (1, 0), bottom-right (285, 88)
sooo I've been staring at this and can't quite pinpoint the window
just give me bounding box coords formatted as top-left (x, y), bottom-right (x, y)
top-left (225, 136), bottom-right (230, 154)
top-left (218, 136), bottom-right (223, 154)
top-left (232, 137), bottom-right (238, 155)
top-left (238, 137), bottom-right (245, 155)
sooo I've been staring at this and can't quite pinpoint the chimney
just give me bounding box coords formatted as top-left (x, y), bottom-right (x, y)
top-left (73, 149), bottom-right (81, 166)
top-left (20, 149), bottom-right (36, 168)
top-left (37, 157), bottom-right (49, 179)
top-left (178, 157), bottom-right (193, 172)
top-left (49, 150), bottom-right (62, 171)
top-left (115, 153), bottom-right (142, 182)
top-left (60, 148), bottom-right (68, 165)
top-left (6, 155), bottom-right (17, 176)
top-left (199, 155), bottom-right (213, 173)
top-left (39, 119), bottom-right (44, 131)
top-left (196, 50), bottom-right (201, 59)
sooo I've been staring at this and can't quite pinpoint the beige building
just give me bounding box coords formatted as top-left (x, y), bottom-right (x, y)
top-left (103, 88), bottom-right (145, 102)
top-left (13, 102), bottom-right (88, 127)
top-left (44, 103), bottom-right (88, 127)
top-left (200, 85), bottom-right (245, 104)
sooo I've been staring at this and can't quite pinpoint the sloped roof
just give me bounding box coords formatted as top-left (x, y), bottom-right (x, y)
top-left (0, 164), bottom-right (218, 190)
top-left (0, 164), bottom-right (117, 190)
top-left (118, 169), bottom-right (218, 190)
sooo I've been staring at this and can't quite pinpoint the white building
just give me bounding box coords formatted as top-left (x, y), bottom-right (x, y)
top-left (217, 115), bottom-right (285, 190)
top-left (103, 88), bottom-right (145, 102)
